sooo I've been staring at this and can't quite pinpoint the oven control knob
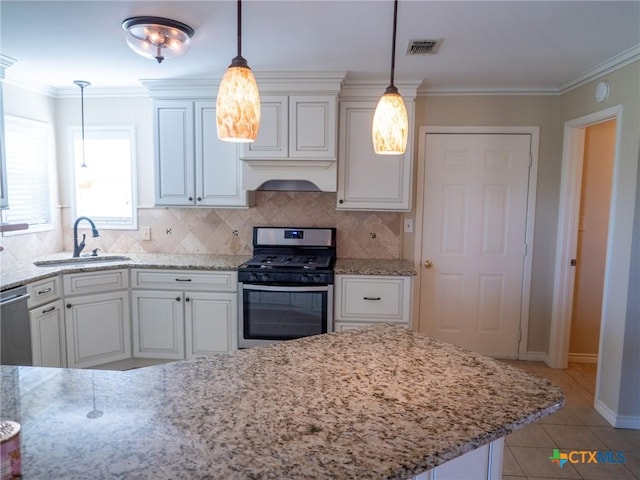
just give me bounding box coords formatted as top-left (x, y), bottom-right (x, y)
top-left (302, 274), bottom-right (310, 282)
top-left (249, 273), bottom-right (258, 282)
top-left (261, 273), bottom-right (269, 282)
top-left (313, 275), bottom-right (321, 283)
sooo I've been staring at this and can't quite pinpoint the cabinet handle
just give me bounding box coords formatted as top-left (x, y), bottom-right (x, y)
top-left (42, 306), bottom-right (56, 314)
top-left (363, 297), bottom-right (381, 301)
top-left (185, 297), bottom-right (190, 302)
top-left (176, 297), bottom-right (181, 302)
top-left (66, 303), bottom-right (72, 309)
top-left (175, 278), bottom-right (192, 282)
top-left (37, 287), bottom-right (52, 295)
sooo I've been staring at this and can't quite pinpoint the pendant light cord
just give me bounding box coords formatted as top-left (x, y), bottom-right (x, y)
top-left (389, 0), bottom-right (398, 88)
top-left (237, 0), bottom-right (242, 57)
top-left (80, 84), bottom-right (86, 167)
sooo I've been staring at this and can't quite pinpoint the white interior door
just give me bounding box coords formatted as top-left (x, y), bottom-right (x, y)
top-left (420, 133), bottom-right (532, 357)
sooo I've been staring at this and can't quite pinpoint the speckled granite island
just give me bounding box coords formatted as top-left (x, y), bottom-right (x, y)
top-left (1, 325), bottom-right (563, 479)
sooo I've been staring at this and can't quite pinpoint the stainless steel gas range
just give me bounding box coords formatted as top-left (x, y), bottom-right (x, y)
top-left (237, 227), bottom-right (336, 348)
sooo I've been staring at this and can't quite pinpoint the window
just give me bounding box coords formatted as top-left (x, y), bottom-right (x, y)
top-left (71, 126), bottom-right (137, 229)
top-left (1, 115), bottom-right (55, 233)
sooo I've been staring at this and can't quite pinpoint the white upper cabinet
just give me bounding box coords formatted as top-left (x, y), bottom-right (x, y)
top-left (336, 100), bottom-right (415, 211)
top-left (153, 99), bottom-right (252, 207)
top-left (241, 95), bottom-right (337, 160)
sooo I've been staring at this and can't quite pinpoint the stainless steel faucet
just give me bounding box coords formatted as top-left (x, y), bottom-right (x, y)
top-left (73, 216), bottom-right (100, 257)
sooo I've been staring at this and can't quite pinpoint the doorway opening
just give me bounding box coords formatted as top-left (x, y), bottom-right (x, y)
top-left (568, 119), bottom-right (616, 366)
top-left (548, 106), bottom-right (622, 375)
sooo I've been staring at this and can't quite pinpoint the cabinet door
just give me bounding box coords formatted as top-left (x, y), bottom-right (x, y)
top-left (30, 299), bottom-right (66, 367)
top-left (337, 101), bottom-right (413, 211)
top-left (131, 290), bottom-right (185, 360)
top-left (65, 291), bottom-right (131, 368)
top-left (195, 102), bottom-right (250, 207)
top-left (154, 100), bottom-right (195, 206)
top-left (290, 95), bottom-right (336, 159)
top-left (241, 95), bottom-right (288, 158)
top-left (185, 291), bottom-right (237, 358)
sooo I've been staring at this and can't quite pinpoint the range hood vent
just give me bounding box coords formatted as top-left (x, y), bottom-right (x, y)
top-left (257, 180), bottom-right (321, 192)
top-left (406, 39), bottom-right (442, 55)
top-left (241, 159), bottom-right (337, 192)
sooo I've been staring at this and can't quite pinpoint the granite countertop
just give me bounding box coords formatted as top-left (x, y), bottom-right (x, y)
top-left (0, 325), bottom-right (563, 480)
top-left (334, 258), bottom-right (416, 276)
top-left (1, 254), bottom-right (416, 290)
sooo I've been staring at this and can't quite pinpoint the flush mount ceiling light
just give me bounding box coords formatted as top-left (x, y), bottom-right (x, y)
top-left (122, 16), bottom-right (194, 64)
top-left (216, 0), bottom-right (261, 143)
top-left (372, 0), bottom-right (408, 155)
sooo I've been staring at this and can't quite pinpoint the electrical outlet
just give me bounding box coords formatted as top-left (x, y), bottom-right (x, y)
top-left (141, 226), bottom-right (151, 241)
top-left (404, 219), bottom-right (414, 233)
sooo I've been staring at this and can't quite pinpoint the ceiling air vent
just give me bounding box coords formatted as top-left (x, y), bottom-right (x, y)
top-left (406, 39), bottom-right (442, 55)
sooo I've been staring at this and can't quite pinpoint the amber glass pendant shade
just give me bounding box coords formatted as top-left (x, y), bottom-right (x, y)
top-left (216, 0), bottom-right (261, 143)
top-left (216, 61), bottom-right (261, 142)
top-left (372, 86), bottom-right (408, 155)
top-left (372, 0), bottom-right (408, 155)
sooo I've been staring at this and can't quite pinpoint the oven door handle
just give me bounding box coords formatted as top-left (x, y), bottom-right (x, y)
top-left (240, 283), bottom-right (331, 292)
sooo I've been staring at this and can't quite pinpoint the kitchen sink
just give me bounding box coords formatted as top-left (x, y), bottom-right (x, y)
top-left (33, 255), bottom-right (131, 267)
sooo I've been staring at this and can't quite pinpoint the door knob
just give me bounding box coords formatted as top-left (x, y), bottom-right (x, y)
top-left (424, 260), bottom-right (433, 269)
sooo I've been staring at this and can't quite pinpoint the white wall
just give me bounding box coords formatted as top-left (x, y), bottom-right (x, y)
top-left (560, 61), bottom-right (640, 425)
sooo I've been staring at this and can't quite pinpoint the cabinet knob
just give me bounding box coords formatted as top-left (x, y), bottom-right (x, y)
top-left (188, 196), bottom-right (193, 201)
top-left (197, 197), bottom-right (202, 202)
top-left (66, 303), bottom-right (72, 309)
top-left (176, 297), bottom-right (181, 302)
top-left (338, 199), bottom-right (344, 204)
top-left (424, 260), bottom-right (433, 269)
top-left (185, 297), bottom-right (190, 302)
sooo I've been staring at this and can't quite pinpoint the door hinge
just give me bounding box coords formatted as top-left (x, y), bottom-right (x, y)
top-left (571, 258), bottom-right (577, 266)
top-left (518, 328), bottom-right (522, 344)
top-left (523, 243), bottom-right (528, 256)
top-left (529, 153), bottom-right (533, 167)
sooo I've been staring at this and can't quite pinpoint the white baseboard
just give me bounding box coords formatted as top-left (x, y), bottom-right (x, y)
top-left (522, 351), bottom-right (548, 362)
top-left (568, 353), bottom-right (599, 364)
top-left (595, 399), bottom-right (640, 429)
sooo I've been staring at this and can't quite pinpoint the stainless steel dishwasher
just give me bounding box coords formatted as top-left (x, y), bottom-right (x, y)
top-left (1, 285), bottom-right (32, 365)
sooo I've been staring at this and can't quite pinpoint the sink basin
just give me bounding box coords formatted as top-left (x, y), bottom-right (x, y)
top-left (34, 255), bottom-right (131, 267)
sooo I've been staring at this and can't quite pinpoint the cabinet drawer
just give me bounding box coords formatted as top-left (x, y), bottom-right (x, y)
top-left (335, 275), bottom-right (411, 322)
top-left (131, 269), bottom-right (237, 292)
top-left (63, 269), bottom-right (129, 296)
top-left (27, 275), bottom-right (61, 308)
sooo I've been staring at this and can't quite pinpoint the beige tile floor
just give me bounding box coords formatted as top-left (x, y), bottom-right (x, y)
top-left (501, 361), bottom-right (639, 480)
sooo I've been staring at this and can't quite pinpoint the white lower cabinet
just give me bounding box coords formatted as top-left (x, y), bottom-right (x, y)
top-left (29, 299), bottom-right (66, 367)
top-left (63, 269), bottom-right (131, 369)
top-left (412, 438), bottom-right (504, 480)
top-left (131, 290), bottom-right (184, 360)
top-left (131, 269), bottom-right (237, 360)
top-left (334, 274), bottom-right (413, 331)
top-left (64, 290), bottom-right (131, 368)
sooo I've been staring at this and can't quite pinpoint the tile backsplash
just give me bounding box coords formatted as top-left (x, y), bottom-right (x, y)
top-left (2, 192), bottom-right (402, 262)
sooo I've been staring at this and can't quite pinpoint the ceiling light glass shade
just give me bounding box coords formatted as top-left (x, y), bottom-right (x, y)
top-left (372, 86), bottom-right (408, 155)
top-left (122, 17), bottom-right (194, 64)
top-left (216, 60), bottom-right (261, 143)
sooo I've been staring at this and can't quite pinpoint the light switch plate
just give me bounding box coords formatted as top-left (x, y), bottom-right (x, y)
top-left (141, 226), bottom-right (151, 241)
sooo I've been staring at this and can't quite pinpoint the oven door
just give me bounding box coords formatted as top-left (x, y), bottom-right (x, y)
top-left (238, 283), bottom-right (333, 348)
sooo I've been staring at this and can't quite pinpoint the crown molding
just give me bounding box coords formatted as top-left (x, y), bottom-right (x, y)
top-left (559, 43), bottom-right (640, 94)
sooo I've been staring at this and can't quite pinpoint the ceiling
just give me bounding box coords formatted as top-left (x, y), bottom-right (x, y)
top-left (1, 1), bottom-right (639, 96)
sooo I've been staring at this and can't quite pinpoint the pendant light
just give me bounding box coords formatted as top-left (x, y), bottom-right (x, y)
top-left (216, 0), bottom-right (261, 143)
top-left (372, 0), bottom-right (408, 155)
top-left (73, 80), bottom-right (90, 168)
